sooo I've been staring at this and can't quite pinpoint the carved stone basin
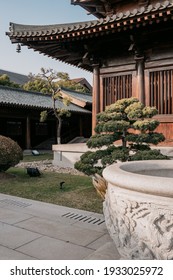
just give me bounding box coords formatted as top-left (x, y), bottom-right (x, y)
top-left (102, 160), bottom-right (173, 260)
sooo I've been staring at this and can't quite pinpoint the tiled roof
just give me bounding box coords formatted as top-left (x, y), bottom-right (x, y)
top-left (0, 69), bottom-right (29, 85)
top-left (71, 78), bottom-right (92, 91)
top-left (0, 86), bottom-right (91, 114)
top-left (6, 1), bottom-right (173, 72)
top-left (61, 87), bottom-right (92, 104)
top-left (71, 0), bottom-right (120, 18)
top-left (7, 1), bottom-right (173, 39)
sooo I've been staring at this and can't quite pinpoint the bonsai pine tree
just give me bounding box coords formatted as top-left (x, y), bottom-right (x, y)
top-left (75, 97), bottom-right (167, 175)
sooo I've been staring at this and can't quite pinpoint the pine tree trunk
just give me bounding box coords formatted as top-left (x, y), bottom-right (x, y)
top-left (122, 129), bottom-right (127, 148)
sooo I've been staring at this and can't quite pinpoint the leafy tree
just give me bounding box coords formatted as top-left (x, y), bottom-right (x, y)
top-left (75, 97), bottom-right (167, 175)
top-left (23, 68), bottom-right (92, 143)
top-left (23, 73), bottom-right (48, 93)
top-left (0, 74), bottom-right (20, 88)
top-left (23, 71), bottom-right (90, 93)
top-left (31, 68), bottom-right (71, 144)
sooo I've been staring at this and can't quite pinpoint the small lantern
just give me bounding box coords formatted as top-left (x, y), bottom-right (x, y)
top-left (16, 43), bottom-right (21, 53)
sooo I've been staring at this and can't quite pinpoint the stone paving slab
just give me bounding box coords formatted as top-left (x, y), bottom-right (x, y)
top-left (0, 222), bottom-right (41, 249)
top-left (86, 233), bottom-right (114, 250)
top-left (0, 193), bottom-right (119, 260)
top-left (0, 208), bottom-right (32, 225)
top-left (17, 236), bottom-right (94, 260)
top-left (86, 242), bottom-right (120, 260)
top-left (15, 216), bottom-right (104, 247)
top-left (0, 245), bottom-right (36, 260)
top-left (0, 193), bottom-right (104, 227)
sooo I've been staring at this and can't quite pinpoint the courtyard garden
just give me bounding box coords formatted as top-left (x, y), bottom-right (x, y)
top-left (0, 160), bottom-right (103, 214)
top-left (0, 97), bottom-right (168, 216)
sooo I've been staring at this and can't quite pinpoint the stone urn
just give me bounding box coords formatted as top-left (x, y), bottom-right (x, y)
top-left (102, 160), bottom-right (173, 260)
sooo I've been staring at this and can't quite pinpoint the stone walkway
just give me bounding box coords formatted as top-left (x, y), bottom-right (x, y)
top-left (0, 193), bottom-right (120, 260)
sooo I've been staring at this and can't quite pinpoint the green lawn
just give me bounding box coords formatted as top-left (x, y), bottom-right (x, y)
top-left (22, 153), bottom-right (53, 162)
top-left (0, 167), bottom-right (103, 213)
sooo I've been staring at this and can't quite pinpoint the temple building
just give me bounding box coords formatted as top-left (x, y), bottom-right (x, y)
top-left (0, 86), bottom-right (92, 149)
top-left (6, 0), bottom-right (173, 142)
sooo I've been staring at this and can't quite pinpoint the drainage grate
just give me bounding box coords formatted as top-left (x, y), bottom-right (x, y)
top-left (62, 212), bottom-right (105, 225)
top-left (0, 199), bottom-right (32, 208)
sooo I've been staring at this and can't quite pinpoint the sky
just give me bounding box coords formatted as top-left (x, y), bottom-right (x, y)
top-left (0, 0), bottom-right (95, 84)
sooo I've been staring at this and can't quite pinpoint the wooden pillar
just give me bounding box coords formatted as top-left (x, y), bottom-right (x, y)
top-left (26, 116), bottom-right (31, 149)
top-left (136, 56), bottom-right (145, 104)
top-left (79, 116), bottom-right (83, 136)
top-left (92, 64), bottom-right (100, 134)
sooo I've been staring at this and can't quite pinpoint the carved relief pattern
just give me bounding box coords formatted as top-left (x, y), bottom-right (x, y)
top-left (103, 188), bottom-right (173, 259)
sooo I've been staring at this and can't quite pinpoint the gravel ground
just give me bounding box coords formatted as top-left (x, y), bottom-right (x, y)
top-left (16, 160), bottom-right (85, 176)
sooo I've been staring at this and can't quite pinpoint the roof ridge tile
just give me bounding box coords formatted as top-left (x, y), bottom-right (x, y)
top-left (7, 1), bottom-right (173, 40)
top-left (0, 85), bottom-right (91, 113)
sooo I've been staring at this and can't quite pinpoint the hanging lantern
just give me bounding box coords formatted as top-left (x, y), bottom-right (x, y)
top-left (16, 43), bottom-right (21, 53)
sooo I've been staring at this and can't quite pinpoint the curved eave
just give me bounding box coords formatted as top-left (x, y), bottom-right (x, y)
top-left (0, 101), bottom-right (49, 110)
top-left (6, 1), bottom-right (173, 70)
top-left (0, 99), bottom-right (91, 114)
top-left (71, 0), bottom-right (109, 18)
top-left (7, 2), bottom-right (173, 39)
top-left (15, 39), bottom-right (92, 72)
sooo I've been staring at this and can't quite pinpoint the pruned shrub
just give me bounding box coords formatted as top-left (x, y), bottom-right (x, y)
top-left (0, 135), bottom-right (23, 171)
top-left (75, 97), bottom-right (168, 176)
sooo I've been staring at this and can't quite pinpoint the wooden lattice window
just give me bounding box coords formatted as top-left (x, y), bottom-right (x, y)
top-left (103, 74), bottom-right (132, 106)
top-left (149, 70), bottom-right (173, 114)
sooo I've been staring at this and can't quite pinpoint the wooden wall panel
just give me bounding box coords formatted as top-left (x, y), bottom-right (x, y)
top-left (149, 69), bottom-right (173, 114)
top-left (102, 74), bottom-right (132, 107)
top-left (155, 123), bottom-right (173, 142)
